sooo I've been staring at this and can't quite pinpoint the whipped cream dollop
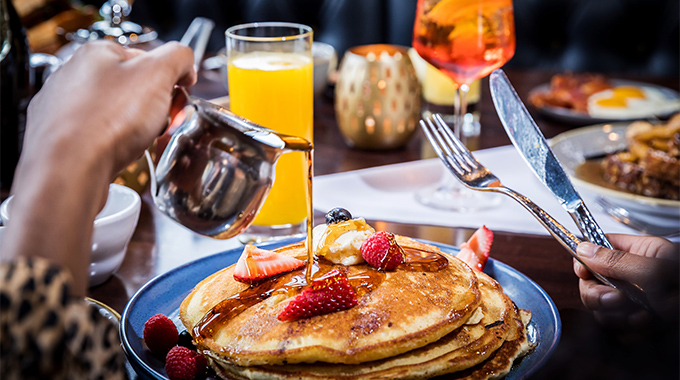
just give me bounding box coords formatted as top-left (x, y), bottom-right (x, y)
top-left (308, 218), bottom-right (375, 265)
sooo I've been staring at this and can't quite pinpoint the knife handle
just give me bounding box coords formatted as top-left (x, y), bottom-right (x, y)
top-left (569, 203), bottom-right (614, 249)
top-left (496, 187), bottom-right (659, 317)
top-left (498, 187), bottom-right (581, 254)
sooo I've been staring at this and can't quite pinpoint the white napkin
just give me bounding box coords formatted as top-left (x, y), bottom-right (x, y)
top-left (313, 145), bottom-right (674, 239)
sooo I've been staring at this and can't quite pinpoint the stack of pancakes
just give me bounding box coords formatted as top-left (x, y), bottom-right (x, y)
top-left (180, 237), bottom-right (532, 380)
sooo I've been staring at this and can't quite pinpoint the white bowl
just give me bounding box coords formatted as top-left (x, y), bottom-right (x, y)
top-left (0, 183), bottom-right (141, 286)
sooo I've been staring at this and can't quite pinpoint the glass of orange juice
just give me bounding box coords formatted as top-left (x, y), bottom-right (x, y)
top-left (226, 22), bottom-right (314, 242)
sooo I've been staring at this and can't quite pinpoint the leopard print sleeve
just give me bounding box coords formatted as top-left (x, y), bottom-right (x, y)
top-left (0, 257), bottom-right (127, 380)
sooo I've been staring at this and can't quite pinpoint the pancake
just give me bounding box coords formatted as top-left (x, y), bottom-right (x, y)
top-left (210, 271), bottom-right (528, 380)
top-left (180, 238), bottom-right (481, 366)
top-left (447, 309), bottom-right (533, 380)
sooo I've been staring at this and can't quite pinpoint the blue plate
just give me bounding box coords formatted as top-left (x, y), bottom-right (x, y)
top-left (120, 238), bottom-right (561, 380)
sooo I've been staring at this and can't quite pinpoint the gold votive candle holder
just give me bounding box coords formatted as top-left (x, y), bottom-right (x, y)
top-left (335, 44), bottom-right (421, 150)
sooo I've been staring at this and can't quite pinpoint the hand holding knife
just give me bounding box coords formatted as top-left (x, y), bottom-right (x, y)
top-left (489, 69), bottom-right (658, 316)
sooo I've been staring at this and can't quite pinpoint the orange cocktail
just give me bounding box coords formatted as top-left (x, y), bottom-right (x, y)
top-left (412, 0), bottom-right (514, 212)
top-left (412, 0), bottom-right (515, 85)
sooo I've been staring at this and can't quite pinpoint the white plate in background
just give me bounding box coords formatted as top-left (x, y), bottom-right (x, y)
top-left (550, 123), bottom-right (680, 223)
top-left (529, 80), bottom-right (680, 125)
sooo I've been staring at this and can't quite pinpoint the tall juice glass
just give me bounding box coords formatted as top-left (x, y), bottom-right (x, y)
top-left (226, 22), bottom-right (313, 241)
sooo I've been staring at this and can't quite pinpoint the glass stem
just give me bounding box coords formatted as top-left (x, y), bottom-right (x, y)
top-left (454, 83), bottom-right (470, 144)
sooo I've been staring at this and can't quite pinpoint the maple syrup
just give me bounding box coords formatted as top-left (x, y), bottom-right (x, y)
top-left (272, 136), bottom-right (316, 282)
top-left (192, 142), bottom-right (452, 347)
top-left (316, 219), bottom-right (375, 257)
top-left (193, 260), bottom-right (391, 347)
top-left (399, 247), bottom-right (449, 272)
top-left (348, 271), bottom-right (386, 297)
top-left (193, 247), bottom-right (450, 345)
top-left (194, 272), bottom-right (307, 344)
top-left (304, 149), bottom-right (315, 282)
top-left (194, 141), bottom-right (318, 343)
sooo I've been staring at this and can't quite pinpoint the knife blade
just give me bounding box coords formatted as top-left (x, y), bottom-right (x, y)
top-left (489, 69), bottom-right (612, 249)
top-left (489, 69), bottom-right (660, 315)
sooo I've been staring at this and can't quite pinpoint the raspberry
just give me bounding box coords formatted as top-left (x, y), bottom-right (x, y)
top-left (165, 346), bottom-right (207, 380)
top-left (143, 314), bottom-right (179, 356)
top-left (360, 231), bottom-right (405, 270)
top-left (278, 269), bottom-right (357, 321)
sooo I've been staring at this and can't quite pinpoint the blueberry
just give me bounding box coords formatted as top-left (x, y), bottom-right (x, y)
top-left (325, 208), bottom-right (352, 224)
top-left (178, 330), bottom-right (196, 350)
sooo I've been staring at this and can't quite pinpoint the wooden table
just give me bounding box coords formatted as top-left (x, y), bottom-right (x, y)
top-left (89, 69), bottom-right (678, 379)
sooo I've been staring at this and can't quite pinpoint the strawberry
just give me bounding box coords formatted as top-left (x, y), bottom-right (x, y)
top-left (165, 346), bottom-right (207, 380)
top-left (360, 231), bottom-right (405, 270)
top-left (143, 314), bottom-right (179, 356)
top-left (457, 225), bottom-right (493, 271)
top-left (233, 244), bottom-right (305, 283)
top-left (278, 269), bottom-right (357, 321)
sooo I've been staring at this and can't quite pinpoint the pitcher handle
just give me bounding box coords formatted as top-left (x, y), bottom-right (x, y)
top-left (144, 150), bottom-right (158, 197)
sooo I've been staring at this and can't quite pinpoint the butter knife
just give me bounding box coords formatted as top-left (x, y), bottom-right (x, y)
top-left (489, 69), bottom-right (656, 314)
top-left (490, 69), bottom-right (612, 248)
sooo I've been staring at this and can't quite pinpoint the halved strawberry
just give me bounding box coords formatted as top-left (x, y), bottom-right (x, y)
top-left (278, 269), bottom-right (357, 321)
top-left (233, 244), bottom-right (305, 283)
top-left (457, 225), bottom-right (493, 271)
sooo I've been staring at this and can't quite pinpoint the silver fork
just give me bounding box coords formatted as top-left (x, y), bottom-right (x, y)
top-left (421, 113), bottom-right (657, 314)
top-left (596, 197), bottom-right (680, 237)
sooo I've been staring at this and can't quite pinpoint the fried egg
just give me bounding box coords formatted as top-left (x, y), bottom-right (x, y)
top-left (587, 85), bottom-right (680, 119)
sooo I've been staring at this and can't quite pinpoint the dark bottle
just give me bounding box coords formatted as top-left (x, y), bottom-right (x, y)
top-left (1, 0), bottom-right (32, 190)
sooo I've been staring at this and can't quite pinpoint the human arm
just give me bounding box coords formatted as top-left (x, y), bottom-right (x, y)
top-left (0, 40), bottom-right (196, 379)
top-left (0, 40), bottom-right (196, 296)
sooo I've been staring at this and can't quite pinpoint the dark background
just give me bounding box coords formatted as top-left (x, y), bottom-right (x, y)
top-left (92, 0), bottom-right (680, 78)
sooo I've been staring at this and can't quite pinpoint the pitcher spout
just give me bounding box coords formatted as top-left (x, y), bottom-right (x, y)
top-left (189, 95), bottom-right (311, 152)
top-left (280, 135), bottom-right (312, 152)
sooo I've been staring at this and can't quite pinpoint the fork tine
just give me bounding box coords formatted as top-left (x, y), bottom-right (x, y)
top-left (419, 119), bottom-right (444, 158)
top-left (419, 119), bottom-right (446, 162)
top-left (427, 117), bottom-right (473, 176)
top-left (430, 114), bottom-right (479, 170)
top-left (421, 119), bottom-right (461, 176)
top-left (420, 118), bottom-right (467, 177)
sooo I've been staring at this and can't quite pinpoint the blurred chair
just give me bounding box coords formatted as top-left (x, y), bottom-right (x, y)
top-left (126, 0), bottom-right (416, 58)
top-left (509, 0), bottom-right (679, 77)
top-left (93, 0), bottom-right (677, 77)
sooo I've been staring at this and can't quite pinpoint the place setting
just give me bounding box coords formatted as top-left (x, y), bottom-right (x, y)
top-left (115, 2), bottom-right (568, 379)
top-left (122, 2), bottom-right (668, 380)
top-left (107, 3), bottom-right (676, 380)
top-left (2, 1), bottom-right (678, 380)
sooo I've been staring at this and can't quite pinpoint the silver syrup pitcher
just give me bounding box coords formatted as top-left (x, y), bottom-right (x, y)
top-left (145, 94), bottom-right (311, 239)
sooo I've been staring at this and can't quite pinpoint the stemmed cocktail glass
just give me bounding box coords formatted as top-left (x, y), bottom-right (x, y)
top-left (413, 0), bottom-right (515, 211)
